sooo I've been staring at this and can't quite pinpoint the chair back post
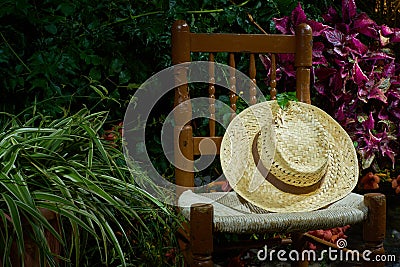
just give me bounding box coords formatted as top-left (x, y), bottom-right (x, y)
top-left (294, 23), bottom-right (313, 104)
top-left (172, 20), bottom-right (194, 188)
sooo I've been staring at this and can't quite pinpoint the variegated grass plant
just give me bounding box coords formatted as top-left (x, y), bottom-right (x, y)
top-left (0, 109), bottom-right (180, 266)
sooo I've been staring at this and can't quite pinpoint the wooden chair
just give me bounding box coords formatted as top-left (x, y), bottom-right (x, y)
top-left (171, 20), bottom-right (386, 267)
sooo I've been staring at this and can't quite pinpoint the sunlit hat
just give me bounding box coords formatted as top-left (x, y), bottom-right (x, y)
top-left (220, 100), bottom-right (358, 212)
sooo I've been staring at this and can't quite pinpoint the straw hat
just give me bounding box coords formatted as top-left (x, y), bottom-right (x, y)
top-left (220, 100), bottom-right (358, 213)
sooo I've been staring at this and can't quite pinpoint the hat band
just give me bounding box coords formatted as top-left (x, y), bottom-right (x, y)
top-left (252, 132), bottom-right (324, 195)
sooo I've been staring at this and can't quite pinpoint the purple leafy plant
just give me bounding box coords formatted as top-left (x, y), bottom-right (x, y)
top-left (262, 0), bottom-right (400, 172)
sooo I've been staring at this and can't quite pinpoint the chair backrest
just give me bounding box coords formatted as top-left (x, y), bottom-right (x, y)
top-left (171, 20), bottom-right (313, 189)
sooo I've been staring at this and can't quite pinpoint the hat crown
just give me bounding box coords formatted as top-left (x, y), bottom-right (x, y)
top-left (258, 104), bottom-right (329, 188)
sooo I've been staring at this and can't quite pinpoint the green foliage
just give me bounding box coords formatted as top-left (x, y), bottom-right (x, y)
top-left (276, 92), bottom-right (298, 109)
top-left (0, 109), bottom-right (181, 266)
top-left (0, 0), bottom-right (163, 119)
top-left (0, 0), bottom-right (334, 120)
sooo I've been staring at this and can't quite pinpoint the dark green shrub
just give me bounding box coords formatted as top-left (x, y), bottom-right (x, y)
top-left (0, 0), bottom-right (335, 121)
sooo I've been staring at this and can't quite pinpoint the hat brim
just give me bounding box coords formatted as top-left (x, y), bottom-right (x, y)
top-left (221, 100), bottom-right (358, 213)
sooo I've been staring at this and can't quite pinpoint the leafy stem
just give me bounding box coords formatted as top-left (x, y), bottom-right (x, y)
top-left (0, 32), bottom-right (31, 73)
top-left (105, 0), bottom-right (251, 26)
top-left (106, 10), bottom-right (165, 26)
top-left (183, 0), bottom-right (250, 13)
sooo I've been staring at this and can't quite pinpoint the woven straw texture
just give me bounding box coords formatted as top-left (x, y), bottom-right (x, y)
top-left (179, 190), bottom-right (367, 233)
top-left (265, 106), bottom-right (329, 187)
top-left (221, 100), bottom-right (359, 213)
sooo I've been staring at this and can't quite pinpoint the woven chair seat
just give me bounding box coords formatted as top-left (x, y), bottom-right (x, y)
top-left (179, 191), bottom-right (368, 234)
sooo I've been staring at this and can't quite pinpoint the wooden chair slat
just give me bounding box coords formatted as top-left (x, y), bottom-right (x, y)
top-left (229, 53), bottom-right (237, 121)
top-left (190, 33), bottom-right (296, 53)
top-left (208, 53), bottom-right (216, 137)
top-left (249, 53), bottom-right (257, 105)
top-left (270, 54), bottom-right (277, 100)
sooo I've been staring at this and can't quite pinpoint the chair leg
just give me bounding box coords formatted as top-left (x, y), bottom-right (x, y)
top-left (363, 193), bottom-right (386, 267)
top-left (190, 203), bottom-right (214, 267)
top-left (291, 233), bottom-right (309, 267)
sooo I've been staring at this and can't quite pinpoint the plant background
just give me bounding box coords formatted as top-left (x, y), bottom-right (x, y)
top-left (1, 0), bottom-right (341, 181)
top-left (1, 0), bottom-right (400, 265)
top-left (264, 0), bottom-right (400, 191)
